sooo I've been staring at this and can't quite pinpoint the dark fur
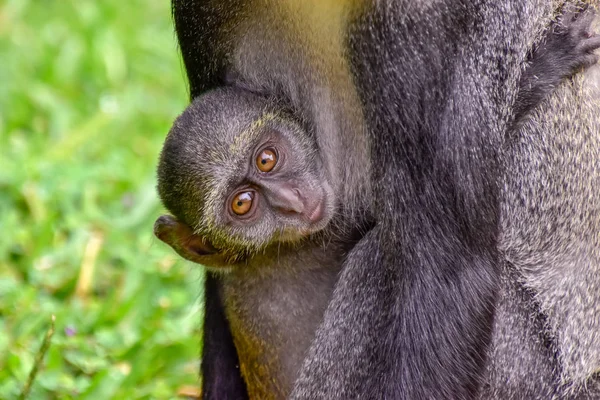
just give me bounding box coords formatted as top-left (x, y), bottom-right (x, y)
top-left (202, 274), bottom-right (248, 400)
top-left (167, 0), bottom-right (600, 399)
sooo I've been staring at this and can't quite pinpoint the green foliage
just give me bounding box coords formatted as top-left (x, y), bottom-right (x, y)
top-left (0, 0), bottom-right (202, 398)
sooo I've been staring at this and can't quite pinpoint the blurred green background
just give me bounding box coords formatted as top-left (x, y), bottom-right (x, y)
top-left (0, 0), bottom-right (203, 398)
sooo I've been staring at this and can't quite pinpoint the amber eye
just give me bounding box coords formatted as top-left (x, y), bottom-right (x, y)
top-left (256, 148), bottom-right (277, 172)
top-left (231, 191), bottom-right (254, 215)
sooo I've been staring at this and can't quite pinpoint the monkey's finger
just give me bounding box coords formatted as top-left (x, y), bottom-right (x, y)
top-left (579, 53), bottom-right (600, 68)
top-left (558, 6), bottom-right (588, 28)
top-left (560, 7), bottom-right (596, 38)
top-left (577, 35), bottom-right (600, 53)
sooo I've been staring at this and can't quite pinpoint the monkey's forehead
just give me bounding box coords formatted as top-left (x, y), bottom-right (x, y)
top-left (200, 111), bottom-right (309, 164)
top-left (228, 112), bottom-right (280, 155)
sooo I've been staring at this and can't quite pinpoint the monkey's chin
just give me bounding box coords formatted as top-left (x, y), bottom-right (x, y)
top-left (276, 221), bottom-right (331, 242)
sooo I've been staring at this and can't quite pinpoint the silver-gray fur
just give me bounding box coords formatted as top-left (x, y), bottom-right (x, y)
top-left (485, 58), bottom-right (600, 399)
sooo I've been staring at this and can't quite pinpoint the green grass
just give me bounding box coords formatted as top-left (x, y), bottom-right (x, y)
top-left (0, 0), bottom-right (204, 398)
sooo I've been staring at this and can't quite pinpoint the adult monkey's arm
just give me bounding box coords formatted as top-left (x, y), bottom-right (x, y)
top-left (291, 3), bottom-right (503, 396)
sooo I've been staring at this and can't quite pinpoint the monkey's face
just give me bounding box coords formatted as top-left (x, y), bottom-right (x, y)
top-left (156, 88), bottom-right (335, 268)
top-left (216, 122), bottom-right (334, 241)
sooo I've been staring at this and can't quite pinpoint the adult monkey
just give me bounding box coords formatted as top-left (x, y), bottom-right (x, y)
top-left (171, 0), bottom-right (600, 399)
top-left (155, 39), bottom-right (600, 400)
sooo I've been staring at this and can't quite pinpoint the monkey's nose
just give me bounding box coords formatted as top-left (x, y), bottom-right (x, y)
top-left (270, 187), bottom-right (305, 214)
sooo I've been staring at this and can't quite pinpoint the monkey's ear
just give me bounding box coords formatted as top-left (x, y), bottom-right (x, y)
top-left (154, 215), bottom-right (218, 264)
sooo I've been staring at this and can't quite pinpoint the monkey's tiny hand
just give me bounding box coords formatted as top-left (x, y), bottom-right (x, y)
top-left (154, 215), bottom-right (218, 262)
top-left (550, 6), bottom-right (600, 75)
top-left (513, 6), bottom-right (600, 126)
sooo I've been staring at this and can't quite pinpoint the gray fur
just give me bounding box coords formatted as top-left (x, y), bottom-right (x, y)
top-left (289, 1), bottom-right (554, 398)
top-left (220, 241), bottom-right (347, 399)
top-left (487, 60), bottom-right (600, 399)
top-left (228, 2), bottom-right (373, 218)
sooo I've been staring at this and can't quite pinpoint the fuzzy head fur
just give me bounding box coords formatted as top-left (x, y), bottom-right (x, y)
top-left (157, 87), bottom-right (333, 259)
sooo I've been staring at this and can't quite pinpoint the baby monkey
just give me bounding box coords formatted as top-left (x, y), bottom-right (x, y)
top-left (154, 88), bottom-right (361, 399)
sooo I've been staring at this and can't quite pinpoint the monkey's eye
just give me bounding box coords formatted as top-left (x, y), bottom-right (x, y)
top-left (256, 148), bottom-right (277, 172)
top-left (231, 191), bottom-right (255, 215)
